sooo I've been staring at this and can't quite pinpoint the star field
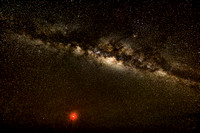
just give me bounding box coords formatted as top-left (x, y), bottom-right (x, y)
top-left (0, 0), bottom-right (200, 132)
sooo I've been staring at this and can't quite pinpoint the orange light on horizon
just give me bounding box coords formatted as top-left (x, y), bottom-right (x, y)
top-left (70, 112), bottom-right (78, 121)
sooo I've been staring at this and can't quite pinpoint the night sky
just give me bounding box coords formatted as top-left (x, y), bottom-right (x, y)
top-left (0, 0), bottom-right (200, 132)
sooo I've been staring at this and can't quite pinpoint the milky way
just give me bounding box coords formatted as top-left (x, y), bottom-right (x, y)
top-left (2, 19), bottom-right (199, 86)
top-left (1, 1), bottom-right (200, 132)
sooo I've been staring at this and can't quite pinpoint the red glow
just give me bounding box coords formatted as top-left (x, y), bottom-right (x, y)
top-left (70, 112), bottom-right (78, 121)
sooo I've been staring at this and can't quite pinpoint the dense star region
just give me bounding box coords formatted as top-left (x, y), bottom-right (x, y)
top-left (1, 1), bottom-right (200, 133)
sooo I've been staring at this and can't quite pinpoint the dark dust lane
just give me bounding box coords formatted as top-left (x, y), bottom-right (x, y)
top-left (1, 1), bottom-right (200, 133)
